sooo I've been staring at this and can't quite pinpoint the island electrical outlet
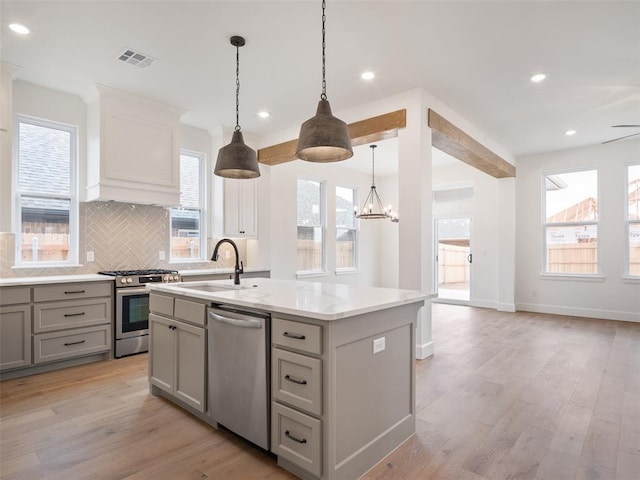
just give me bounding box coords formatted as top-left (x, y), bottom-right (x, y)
top-left (373, 337), bottom-right (385, 354)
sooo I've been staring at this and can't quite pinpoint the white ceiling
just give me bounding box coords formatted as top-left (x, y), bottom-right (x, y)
top-left (2, 0), bottom-right (639, 175)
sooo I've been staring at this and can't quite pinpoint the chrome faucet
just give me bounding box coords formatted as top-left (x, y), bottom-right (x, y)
top-left (211, 238), bottom-right (243, 285)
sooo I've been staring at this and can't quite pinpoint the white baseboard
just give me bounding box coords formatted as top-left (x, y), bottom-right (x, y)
top-left (516, 303), bottom-right (640, 323)
top-left (416, 340), bottom-right (434, 360)
top-left (497, 303), bottom-right (516, 312)
top-left (470, 299), bottom-right (497, 310)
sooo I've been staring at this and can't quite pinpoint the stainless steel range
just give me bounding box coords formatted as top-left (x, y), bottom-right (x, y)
top-left (99, 269), bottom-right (182, 358)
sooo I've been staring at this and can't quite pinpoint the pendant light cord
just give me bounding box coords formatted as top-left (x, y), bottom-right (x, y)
top-left (321, 0), bottom-right (327, 100)
top-left (235, 42), bottom-right (241, 131)
top-left (370, 146), bottom-right (376, 187)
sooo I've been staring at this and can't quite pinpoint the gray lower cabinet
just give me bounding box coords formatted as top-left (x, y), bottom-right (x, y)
top-left (271, 317), bottom-right (323, 478)
top-left (0, 281), bottom-right (113, 377)
top-left (0, 286), bottom-right (32, 371)
top-left (148, 294), bottom-right (207, 413)
top-left (32, 282), bottom-right (112, 365)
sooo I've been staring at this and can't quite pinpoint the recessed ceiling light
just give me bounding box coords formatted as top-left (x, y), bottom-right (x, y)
top-left (9, 23), bottom-right (30, 35)
top-left (258, 111), bottom-right (270, 119)
top-left (565, 130), bottom-right (576, 136)
top-left (530, 73), bottom-right (547, 83)
top-left (361, 71), bottom-right (375, 81)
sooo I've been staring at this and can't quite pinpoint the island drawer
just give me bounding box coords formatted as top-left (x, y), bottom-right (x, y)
top-left (34, 282), bottom-right (111, 303)
top-left (271, 402), bottom-right (321, 478)
top-left (150, 294), bottom-right (174, 317)
top-left (272, 318), bottom-right (321, 355)
top-left (33, 325), bottom-right (112, 364)
top-left (0, 287), bottom-right (31, 306)
top-left (174, 299), bottom-right (206, 326)
top-left (33, 298), bottom-right (111, 333)
top-left (272, 348), bottom-right (322, 416)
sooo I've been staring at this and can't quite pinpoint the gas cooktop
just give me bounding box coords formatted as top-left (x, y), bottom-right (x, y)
top-left (98, 269), bottom-right (181, 287)
top-left (98, 269), bottom-right (178, 276)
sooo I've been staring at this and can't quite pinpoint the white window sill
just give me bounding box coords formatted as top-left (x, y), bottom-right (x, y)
top-left (335, 268), bottom-right (360, 276)
top-left (296, 270), bottom-right (329, 279)
top-left (622, 276), bottom-right (640, 284)
top-left (13, 263), bottom-right (83, 270)
top-left (540, 273), bottom-right (604, 283)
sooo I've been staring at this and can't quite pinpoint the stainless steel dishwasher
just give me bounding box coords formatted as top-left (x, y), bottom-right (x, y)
top-left (208, 304), bottom-right (271, 450)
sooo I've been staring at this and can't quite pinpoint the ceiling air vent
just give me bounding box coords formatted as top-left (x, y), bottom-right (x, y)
top-left (117, 48), bottom-right (155, 68)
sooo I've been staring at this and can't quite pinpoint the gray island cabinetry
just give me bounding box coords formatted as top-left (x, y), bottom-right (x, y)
top-left (148, 293), bottom-right (209, 415)
top-left (147, 278), bottom-right (428, 480)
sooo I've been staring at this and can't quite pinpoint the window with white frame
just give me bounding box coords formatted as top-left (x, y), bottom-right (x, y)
top-left (336, 186), bottom-right (358, 269)
top-left (297, 178), bottom-right (325, 273)
top-left (627, 163), bottom-right (640, 276)
top-left (170, 151), bottom-right (205, 262)
top-left (543, 169), bottom-right (598, 274)
top-left (15, 117), bottom-right (78, 265)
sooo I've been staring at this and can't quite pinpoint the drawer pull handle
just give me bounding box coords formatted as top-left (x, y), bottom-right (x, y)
top-left (64, 312), bottom-right (86, 317)
top-left (285, 375), bottom-right (307, 385)
top-left (283, 332), bottom-right (306, 340)
top-left (64, 290), bottom-right (86, 294)
top-left (284, 430), bottom-right (307, 444)
top-left (64, 340), bottom-right (86, 347)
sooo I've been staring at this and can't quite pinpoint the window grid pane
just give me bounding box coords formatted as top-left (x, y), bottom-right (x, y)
top-left (170, 152), bottom-right (203, 261)
top-left (336, 186), bottom-right (357, 269)
top-left (544, 170), bottom-right (598, 274)
top-left (17, 118), bottom-right (75, 265)
top-left (628, 164), bottom-right (640, 275)
top-left (297, 179), bottom-right (324, 272)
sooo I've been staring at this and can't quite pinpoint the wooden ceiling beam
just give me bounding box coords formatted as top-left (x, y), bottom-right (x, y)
top-left (257, 109), bottom-right (406, 166)
top-left (428, 109), bottom-right (515, 178)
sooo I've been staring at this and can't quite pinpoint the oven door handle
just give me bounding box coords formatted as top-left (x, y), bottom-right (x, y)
top-left (116, 287), bottom-right (150, 296)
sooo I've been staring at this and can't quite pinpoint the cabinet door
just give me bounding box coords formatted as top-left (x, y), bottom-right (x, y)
top-left (149, 314), bottom-right (175, 393)
top-left (0, 305), bottom-right (32, 371)
top-left (223, 178), bottom-right (257, 237)
top-left (174, 321), bottom-right (206, 412)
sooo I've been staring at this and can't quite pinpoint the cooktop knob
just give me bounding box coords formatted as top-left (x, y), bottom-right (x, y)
top-left (120, 278), bottom-right (127, 284)
top-left (126, 278), bottom-right (132, 283)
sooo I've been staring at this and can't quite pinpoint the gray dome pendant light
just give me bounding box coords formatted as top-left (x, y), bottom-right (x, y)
top-left (214, 35), bottom-right (260, 179)
top-left (296, 0), bottom-right (353, 163)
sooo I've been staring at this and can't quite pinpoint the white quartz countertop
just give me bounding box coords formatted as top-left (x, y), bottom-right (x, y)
top-left (148, 278), bottom-right (435, 321)
top-left (0, 274), bottom-right (113, 287)
top-left (179, 267), bottom-right (269, 276)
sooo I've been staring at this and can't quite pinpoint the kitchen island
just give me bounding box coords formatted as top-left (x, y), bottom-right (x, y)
top-left (147, 278), bottom-right (431, 480)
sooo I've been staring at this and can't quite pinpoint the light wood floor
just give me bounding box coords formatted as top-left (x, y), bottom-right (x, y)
top-left (1, 305), bottom-right (639, 479)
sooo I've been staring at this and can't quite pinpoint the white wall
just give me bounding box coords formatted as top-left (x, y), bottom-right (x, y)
top-left (432, 160), bottom-right (501, 309)
top-left (516, 139), bottom-right (640, 322)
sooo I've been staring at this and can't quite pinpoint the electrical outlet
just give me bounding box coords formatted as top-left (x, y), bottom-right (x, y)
top-left (225, 250), bottom-right (231, 259)
top-left (86, 251), bottom-right (94, 262)
top-left (373, 337), bottom-right (385, 354)
top-left (159, 250), bottom-right (165, 260)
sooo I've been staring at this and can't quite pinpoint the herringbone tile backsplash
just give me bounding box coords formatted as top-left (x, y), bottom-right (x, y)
top-left (1, 201), bottom-right (244, 278)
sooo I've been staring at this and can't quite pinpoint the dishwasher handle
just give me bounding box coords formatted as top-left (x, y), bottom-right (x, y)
top-left (209, 310), bottom-right (262, 329)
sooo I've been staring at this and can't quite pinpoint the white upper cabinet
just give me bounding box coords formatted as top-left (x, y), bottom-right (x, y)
top-left (223, 178), bottom-right (257, 237)
top-left (83, 85), bottom-right (185, 206)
